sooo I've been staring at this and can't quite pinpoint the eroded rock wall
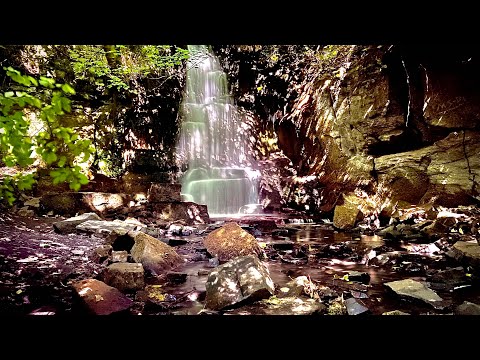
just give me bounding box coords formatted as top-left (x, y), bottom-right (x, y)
top-left (289, 45), bottom-right (480, 215)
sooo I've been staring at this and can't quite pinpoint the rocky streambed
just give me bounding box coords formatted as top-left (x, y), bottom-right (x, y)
top-left (1, 204), bottom-right (480, 316)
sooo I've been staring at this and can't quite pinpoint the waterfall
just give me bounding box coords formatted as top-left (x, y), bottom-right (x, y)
top-left (176, 45), bottom-right (262, 216)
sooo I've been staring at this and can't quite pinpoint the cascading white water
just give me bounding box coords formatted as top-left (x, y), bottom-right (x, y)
top-left (176, 45), bottom-right (262, 216)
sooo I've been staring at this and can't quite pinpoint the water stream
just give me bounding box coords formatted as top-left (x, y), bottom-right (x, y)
top-left (176, 45), bottom-right (261, 216)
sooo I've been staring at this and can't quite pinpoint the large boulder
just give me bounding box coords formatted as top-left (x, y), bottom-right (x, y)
top-left (130, 231), bottom-right (184, 275)
top-left (102, 263), bottom-right (145, 292)
top-left (333, 194), bottom-right (363, 230)
top-left (384, 278), bottom-right (446, 309)
top-left (203, 222), bottom-right (263, 262)
top-left (71, 278), bottom-right (133, 315)
top-left (204, 254), bottom-right (275, 311)
top-left (448, 240), bottom-right (480, 273)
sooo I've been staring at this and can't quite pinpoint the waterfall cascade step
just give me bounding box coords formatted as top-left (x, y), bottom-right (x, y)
top-left (175, 45), bottom-right (262, 215)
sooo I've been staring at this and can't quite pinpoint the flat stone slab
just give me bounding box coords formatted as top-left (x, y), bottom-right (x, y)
top-left (384, 278), bottom-right (445, 309)
top-left (53, 212), bottom-right (102, 234)
top-left (76, 219), bottom-right (144, 237)
top-left (227, 296), bottom-right (326, 315)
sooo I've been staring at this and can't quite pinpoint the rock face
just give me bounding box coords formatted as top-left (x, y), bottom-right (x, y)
top-left (204, 254), bottom-right (275, 311)
top-left (277, 45), bottom-right (480, 215)
top-left (151, 202), bottom-right (209, 225)
top-left (147, 183), bottom-right (182, 202)
top-left (130, 231), bottom-right (184, 275)
top-left (203, 222), bottom-right (263, 262)
top-left (40, 192), bottom-right (130, 216)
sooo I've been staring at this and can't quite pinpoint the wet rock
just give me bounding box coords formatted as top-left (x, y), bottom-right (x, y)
top-left (351, 290), bottom-right (369, 299)
top-left (454, 301), bottom-right (480, 315)
top-left (277, 276), bottom-right (309, 298)
top-left (168, 238), bottom-right (188, 246)
top-left (147, 183), bottom-right (182, 202)
top-left (344, 271), bottom-right (370, 284)
top-left (168, 224), bottom-right (184, 235)
top-left (130, 231), bottom-right (184, 276)
top-left (72, 278), bottom-right (133, 315)
top-left (40, 192), bottom-right (131, 216)
top-left (53, 212), bottom-right (103, 234)
top-left (422, 217), bottom-right (456, 239)
top-left (203, 222), bottom-right (263, 262)
top-left (204, 255), bottom-right (275, 311)
top-left (93, 245), bottom-right (113, 263)
top-left (384, 278), bottom-right (445, 309)
top-left (17, 207), bottom-right (35, 217)
top-left (382, 310), bottom-right (410, 315)
top-left (333, 194), bottom-right (363, 230)
top-left (76, 219), bottom-right (143, 237)
top-left (102, 262), bottom-right (145, 292)
top-left (345, 297), bottom-right (370, 315)
top-left (208, 257), bottom-right (219, 267)
top-left (427, 266), bottom-right (469, 291)
top-left (24, 197), bottom-right (40, 208)
top-left (139, 284), bottom-right (177, 311)
top-left (449, 240), bottom-right (480, 273)
top-left (230, 296), bottom-right (326, 315)
top-left (317, 285), bottom-right (338, 300)
top-left (377, 225), bottom-right (402, 239)
top-left (327, 298), bottom-right (347, 315)
top-left (111, 251), bottom-right (129, 263)
top-left (405, 243), bottom-right (442, 255)
top-left (271, 241), bottom-right (295, 251)
top-left (369, 251), bottom-right (401, 266)
top-left (249, 219), bottom-right (278, 232)
top-left (166, 272), bottom-right (188, 284)
top-left (151, 202), bottom-right (209, 225)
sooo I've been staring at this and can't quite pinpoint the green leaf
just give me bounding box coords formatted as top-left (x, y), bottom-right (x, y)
top-left (44, 152), bottom-right (57, 164)
top-left (31, 98), bottom-right (42, 108)
top-left (69, 181), bottom-right (81, 191)
top-left (77, 173), bottom-right (89, 185)
top-left (27, 76), bottom-right (38, 86)
top-left (61, 97), bottom-right (71, 112)
top-left (61, 83), bottom-right (76, 95)
top-left (57, 156), bottom-right (67, 167)
top-left (4, 92), bottom-right (14, 98)
top-left (39, 77), bottom-right (55, 88)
